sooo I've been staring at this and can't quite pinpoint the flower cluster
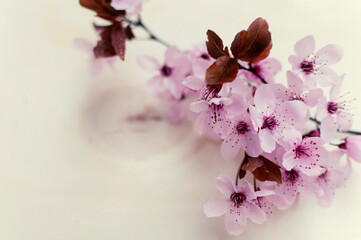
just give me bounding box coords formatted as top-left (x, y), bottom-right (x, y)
top-left (79, 3), bottom-right (361, 236)
top-left (139, 19), bottom-right (361, 235)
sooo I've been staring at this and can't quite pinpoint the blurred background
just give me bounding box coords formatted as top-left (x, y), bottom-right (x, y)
top-left (1, 0), bottom-right (361, 239)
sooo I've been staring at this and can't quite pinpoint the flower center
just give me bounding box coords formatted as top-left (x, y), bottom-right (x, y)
top-left (300, 60), bottom-right (314, 74)
top-left (236, 121), bottom-right (250, 135)
top-left (285, 170), bottom-right (299, 183)
top-left (294, 145), bottom-right (310, 159)
top-left (210, 102), bottom-right (224, 124)
top-left (327, 101), bottom-right (338, 114)
top-left (160, 65), bottom-right (172, 77)
top-left (289, 94), bottom-right (304, 102)
top-left (230, 192), bottom-right (246, 208)
top-left (262, 116), bottom-right (277, 130)
top-left (200, 53), bottom-right (210, 60)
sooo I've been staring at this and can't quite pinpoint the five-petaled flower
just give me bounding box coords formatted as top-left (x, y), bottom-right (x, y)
top-left (203, 175), bottom-right (273, 235)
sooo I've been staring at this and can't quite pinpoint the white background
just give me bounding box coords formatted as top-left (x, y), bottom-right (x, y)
top-left (1, 0), bottom-right (361, 239)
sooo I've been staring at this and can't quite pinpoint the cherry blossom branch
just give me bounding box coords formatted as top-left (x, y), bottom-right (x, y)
top-left (309, 117), bottom-right (361, 135)
top-left (237, 63), bottom-right (267, 84)
top-left (125, 17), bottom-right (170, 47)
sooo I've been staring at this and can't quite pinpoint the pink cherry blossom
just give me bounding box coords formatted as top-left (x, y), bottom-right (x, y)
top-left (273, 71), bottom-right (323, 108)
top-left (282, 133), bottom-right (328, 176)
top-left (241, 58), bottom-right (282, 85)
top-left (111, 0), bottom-right (148, 16)
top-left (316, 76), bottom-right (353, 142)
top-left (203, 175), bottom-right (272, 235)
top-left (221, 113), bottom-right (263, 160)
top-left (190, 96), bottom-right (234, 136)
top-left (139, 46), bottom-right (192, 100)
top-left (339, 136), bottom-right (361, 163)
top-left (289, 35), bottom-right (343, 88)
top-left (186, 43), bottom-right (211, 62)
top-left (314, 150), bottom-right (351, 207)
top-left (249, 84), bottom-right (308, 153)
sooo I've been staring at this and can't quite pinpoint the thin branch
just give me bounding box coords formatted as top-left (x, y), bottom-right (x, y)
top-left (125, 17), bottom-right (170, 47)
top-left (237, 63), bottom-right (267, 84)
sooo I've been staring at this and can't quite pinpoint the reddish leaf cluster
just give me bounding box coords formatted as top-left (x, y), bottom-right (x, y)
top-left (79, 0), bottom-right (135, 60)
top-left (238, 154), bottom-right (282, 184)
top-left (205, 18), bottom-right (272, 85)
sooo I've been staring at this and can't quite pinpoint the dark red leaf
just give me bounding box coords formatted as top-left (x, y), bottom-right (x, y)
top-left (252, 156), bottom-right (282, 184)
top-left (230, 18), bottom-right (272, 63)
top-left (79, 0), bottom-right (125, 20)
top-left (230, 30), bottom-right (248, 59)
top-left (111, 22), bottom-right (126, 60)
top-left (125, 25), bottom-right (135, 40)
top-left (241, 156), bottom-right (264, 172)
top-left (93, 26), bottom-right (117, 58)
top-left (238, 169), bottom-right (247, 180)
top-left (205, 56), bottom-right (239, 85)
top-left (206, 30), bottom-right (226, 59)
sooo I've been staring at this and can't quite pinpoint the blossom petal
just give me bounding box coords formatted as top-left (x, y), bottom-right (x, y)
top-left (183, 76), bottom-right (204, 90)
top-left (282, 150), bottom-right (298, 170)
top-left (165, 46), bottom-right (179, 65)
top-left (316, 44), bottom-right (343, 66)
top-left (145, 76), bottom-right (164, 93)
top-left (224, 212), bottom-right (246, 236)
top-left (203, 197), bottom-right (229, 217)
top-left (221, 133), bottom-right (242, 160)
top-left (190, 100), bottom-right (208, 113)
top-left (320, 115), bottom-right (337, 143)
top-left (215, 174), bottom-right (236, 195)
top-left (317, 66), bottom-right (338, 86)
top-left (337, 112), bottom-right (352, 132)
top-left (287, 71), bottom-right (303, 95)
top-left (346, 136), bottom-right (361, 162)
top-left (304, 88), bottom-right (324, 107)
top-left (259, 130), bottom-right (276, 153)
top-left (137, 55), bottom-right (160, 72)
top-left (254, 84), bottom-right (276, 113)
top-left (243, 202), bottom-right (267, 224)
top-left (294, 35), bottom-right (315, 59)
